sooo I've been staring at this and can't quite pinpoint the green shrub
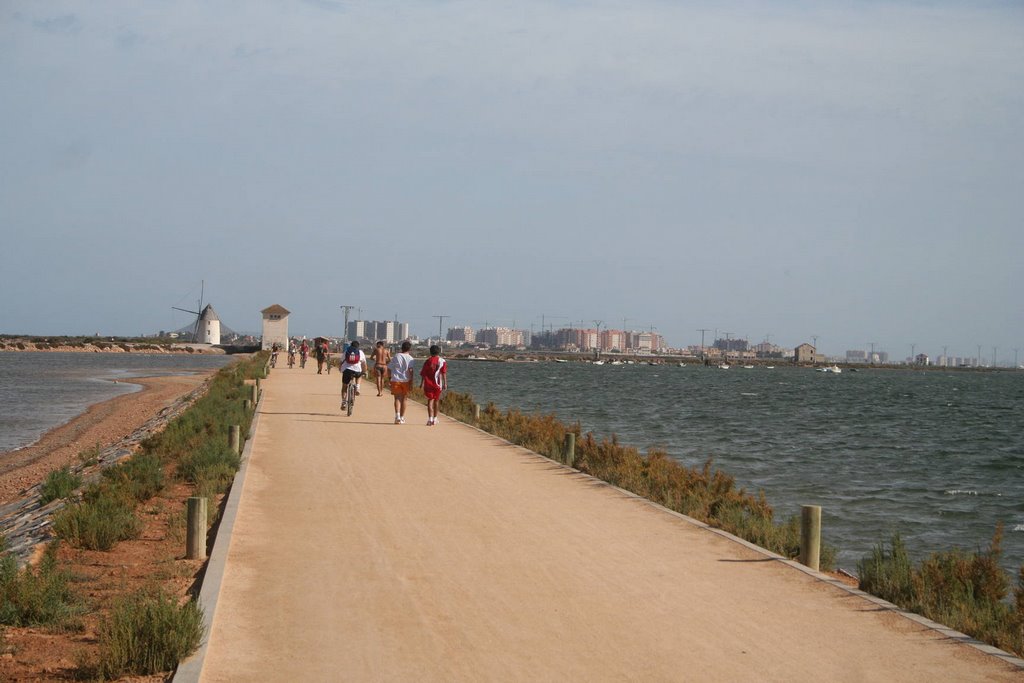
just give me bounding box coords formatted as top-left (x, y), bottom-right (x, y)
top-left (859, 527), bottom-right (1024, 657)
top-left (177, 441), bottom-right (240, 489)
top-left (0, 541), bottom-right (82, 629)
top-left (96, 590), bottom-right (204, 677)
top-left (102, 452), bottom-right (165, 502)
top-left (39, 467), bottom-right (82, 504)
top-left (52, 491), bottom-right (142, 551)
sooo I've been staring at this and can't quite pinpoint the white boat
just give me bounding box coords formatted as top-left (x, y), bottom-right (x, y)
top-left (593, 360), bottom-right (605, 366)
top-left (766, 366), bottom-right (775, 370)
top-left (718, 364), bottom-right (730, 370)
top-left (554, 359), bottom-right (568, 363)
top-left (743, 365), bottom-right (754, 369)
top-left (818, 365), bottom-right (842, 373)
top-left (611, 360), bottom-right (623, 365)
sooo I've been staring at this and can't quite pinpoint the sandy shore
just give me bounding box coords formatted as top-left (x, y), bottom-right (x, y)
top-left (0, 373), bottom-right (213, 505)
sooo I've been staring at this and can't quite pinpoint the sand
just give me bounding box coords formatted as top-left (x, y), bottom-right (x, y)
top-left (0, 374), bottom-right (212, 505)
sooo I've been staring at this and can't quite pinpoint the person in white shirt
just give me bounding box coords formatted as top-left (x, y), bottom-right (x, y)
top-left (340, 340), bottom-right (368, 411)
top-left (387, 341), bottom-right (415, 424)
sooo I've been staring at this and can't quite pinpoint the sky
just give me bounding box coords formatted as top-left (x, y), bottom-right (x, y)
top-left (2, 1), bottom-right (1022, 360)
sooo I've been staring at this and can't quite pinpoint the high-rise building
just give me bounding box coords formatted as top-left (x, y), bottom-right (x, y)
top-left (347, 319), bottom-right (410, 344)
top-left (447, 326), bottom-right (475, 343)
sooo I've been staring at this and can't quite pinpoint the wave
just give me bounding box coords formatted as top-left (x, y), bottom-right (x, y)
top-left (944, 489), bottom-right (978, 496)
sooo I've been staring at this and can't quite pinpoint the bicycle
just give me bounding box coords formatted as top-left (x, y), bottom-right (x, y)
top-left (341, 371), bottom-right (363, 417)
top-left (270, 350), bottom-right (278, 368)
top-left (300, 351), bottom-right (308, 369)
top-left (288, 351), bottom-right (295, 368)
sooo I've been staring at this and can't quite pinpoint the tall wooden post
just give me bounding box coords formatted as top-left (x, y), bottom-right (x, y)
top-left (563, 432), bottom-right (576, 467)
top-left (186, 497), bottom-right (208, 560)
top-left (799, 505), bottom-right (822, 571)
top-left (229, 425), bottom-right (241, 455)
top-left (474, 404), bottom-right (481, 423)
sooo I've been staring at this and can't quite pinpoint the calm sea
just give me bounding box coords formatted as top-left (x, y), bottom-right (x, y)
top-left (0, 352), bottom-right (234, 454)
top-left (447, 361), bottom-right (1024, 574)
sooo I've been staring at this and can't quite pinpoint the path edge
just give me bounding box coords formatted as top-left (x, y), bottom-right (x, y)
top-left (172, 388), bottom-right (264, 682)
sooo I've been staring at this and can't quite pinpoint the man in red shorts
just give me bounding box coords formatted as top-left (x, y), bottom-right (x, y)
top-left (419, 344), bottom-right (447, 426)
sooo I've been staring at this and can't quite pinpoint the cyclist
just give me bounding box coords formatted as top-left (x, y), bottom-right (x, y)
top-left (270, 343), bottom-right (280, 368)
top-left (315, 338), bottom-right (330, 374)
top-left (340, 340), bottom-right (367, 412)
top-left (299, 339), bottom-right (310, 369)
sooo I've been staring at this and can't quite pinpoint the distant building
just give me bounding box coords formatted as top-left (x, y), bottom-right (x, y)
top-left (794, 343), bottom-right (816, 364)
top-left (447, 326), bottom-right (475, 343)
top-left (846, 350), bottom-right (867, 362)
top-left (199, 304), bottom-right (221, 345)
top-left (261, 304), bottom-right (290, 351)
top-left (476, 327), bottom-right (526, 348)
top-left (914, 353), bottom-right (930, 366)
top-left (347, 320), bottom-right (410, 344)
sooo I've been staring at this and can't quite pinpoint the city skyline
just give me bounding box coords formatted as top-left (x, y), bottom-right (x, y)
top-left (2, 2), bottom-right (1021, 359)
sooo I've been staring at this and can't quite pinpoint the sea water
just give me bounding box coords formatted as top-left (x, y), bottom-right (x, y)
top-left (447, 361), bottom-right (1024, 574)
top-left (0, 352), bottom-right (234, 454)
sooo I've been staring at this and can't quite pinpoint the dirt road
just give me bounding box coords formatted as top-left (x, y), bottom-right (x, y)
top-left (196, 365), bottom-right (1022, 681)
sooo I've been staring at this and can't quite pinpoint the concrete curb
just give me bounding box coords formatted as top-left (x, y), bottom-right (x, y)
top-left (446, 413), bottom-right (1024, 672)
top-left (173, 388), bottom-right (264, 682)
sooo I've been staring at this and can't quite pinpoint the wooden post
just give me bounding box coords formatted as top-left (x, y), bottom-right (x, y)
top-left (186, 497), bottom-right (208, 560)
top-left (251, 383), bottom-right (258, 404)
top-left (229, 425), bottom-right (241, 455)
top-left (563, 432), bottom-right (576, 467)
top-left (243, 399), bottom-right (251, 412)
top-left (799, 505), bottom-right (822, 571)
top-left (473, 404), bottom-right (481, 423)
top-left (256, 377), bottom-right (261, 395)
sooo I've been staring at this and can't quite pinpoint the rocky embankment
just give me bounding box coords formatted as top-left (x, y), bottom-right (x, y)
top-left (0, 339), bottom-right (226, 354)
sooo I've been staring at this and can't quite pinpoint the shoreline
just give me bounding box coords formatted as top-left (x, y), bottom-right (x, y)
top-left (0, 373), bottom-right (214, 505)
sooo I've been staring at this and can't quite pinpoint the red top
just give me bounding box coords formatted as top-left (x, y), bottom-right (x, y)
top-left (419, 356), bottom-right (447, 392)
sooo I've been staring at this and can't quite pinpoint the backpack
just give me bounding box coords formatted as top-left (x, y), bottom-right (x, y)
top-left (345, 347), bottom-right (361, 365)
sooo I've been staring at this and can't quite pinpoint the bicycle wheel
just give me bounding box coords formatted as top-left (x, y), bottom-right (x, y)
top-left (346, 383), bottom-right (354, 417)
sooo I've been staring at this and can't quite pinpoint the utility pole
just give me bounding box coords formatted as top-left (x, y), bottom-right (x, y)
top-left (992, 346), bottom-right (998, 368)
top-left (339, 305), bottom-right (355, 341)
top-left (910, 343), bottom-right (916, 365)
top-left (697, 329), bottom-right (710, 362)
top-left (977, 344), bottom-right (982, 367)
top-left (943, 345), bottom-right (948, 367)
top-left (433, 315), bottom-right (449, 344)
top-left (1014, 347), bottom-right (1020, 368)
top-left (592, 320), bottom-right (603, 356)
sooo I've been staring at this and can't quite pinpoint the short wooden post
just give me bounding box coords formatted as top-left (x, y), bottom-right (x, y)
top-left (256, 377), bottom-right (261, 395)
top-left (251, 383), bottom-right (258, 404)
top-left (229, 425), bottom-right (241, 455)
top-left (243, 399), bottom-right (251, 412)
top-left (473, 404), bottom-right (481, 423)
top-left (186, 497), bottom-right (207, 560)
top-left (563, 432), bottom-right (576, 467)
top-left (799, 505), bottom-right (822, 571)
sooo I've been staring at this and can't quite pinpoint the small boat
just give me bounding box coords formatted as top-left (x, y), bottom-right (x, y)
top-left (554, 359), bottom-right (568, 363)
top-left (766, 366), bottom-right (775, 370)
top-left (743, 365), bottom-right (754, 369)
top-left (718, 364), bottom-right (730, 370)
top-left (818, 365), bottom-right (842, 373)
top-left (593, 360), bottom-right (605, 366)
top-left (611, 360), bottom-right (624, 365)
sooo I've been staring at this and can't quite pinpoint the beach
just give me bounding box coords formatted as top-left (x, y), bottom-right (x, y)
top-left (0, 373), bottom-right (212, 505)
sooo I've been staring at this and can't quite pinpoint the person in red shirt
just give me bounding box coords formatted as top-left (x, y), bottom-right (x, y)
top-left (419, 344), bottom-right (447, 426)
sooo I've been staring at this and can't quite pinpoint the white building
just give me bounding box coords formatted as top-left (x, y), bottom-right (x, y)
top-left (199, 304), bottom-right (221, 345)
top-left (261, 304), bottom-right (290, 351)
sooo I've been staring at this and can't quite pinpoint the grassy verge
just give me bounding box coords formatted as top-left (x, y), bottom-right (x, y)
top-left (39, 467), bottom-right (82, 504)
top-left (27, 352), bottom-right (266, 677)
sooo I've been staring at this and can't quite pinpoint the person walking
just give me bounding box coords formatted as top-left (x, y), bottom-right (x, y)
top-left (372, 341), bottom-right (392, 396)
top-left (315, 338), bottom-right (330, 374)
top-left (387, 341), bottom-right (415, 424)
top-left (340, 341), bottom-right (367, 412)
top-left (419, 344), bottom-right (447, 426)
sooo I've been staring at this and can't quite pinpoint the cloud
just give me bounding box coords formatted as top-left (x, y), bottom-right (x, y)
top-left (31, 14), bottom-right (81, 34)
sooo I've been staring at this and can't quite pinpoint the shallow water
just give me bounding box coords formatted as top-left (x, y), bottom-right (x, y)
top-left (0, 352), bottom-right (234, 454)
top-left (448, 361), bottom-right (1024, 574)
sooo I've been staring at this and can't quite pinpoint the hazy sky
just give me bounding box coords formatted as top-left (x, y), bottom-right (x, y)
top-left (2, 1), bottom-right (1022, 359)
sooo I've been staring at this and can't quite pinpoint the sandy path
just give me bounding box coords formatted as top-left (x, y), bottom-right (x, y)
top-left (199, 367), bottom-right (1022, 682)
top-left (0, 374), bottom-right (210, 504)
